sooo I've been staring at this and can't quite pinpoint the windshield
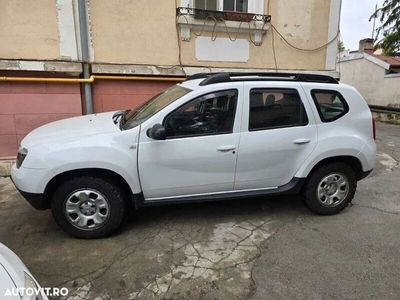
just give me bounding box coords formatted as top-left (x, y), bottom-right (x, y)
top-left (121, 85), bottom-right (191, 130)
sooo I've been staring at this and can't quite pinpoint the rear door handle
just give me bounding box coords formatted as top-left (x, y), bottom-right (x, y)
top-left (217, 145), bottom-right (236, 152)
top-left (293, 138), bottom-right (311, 145)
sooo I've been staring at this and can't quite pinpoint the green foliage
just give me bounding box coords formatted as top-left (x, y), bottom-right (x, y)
top-left (379, 32), bottom-right (400, 56)
top-left (371, 0), bottom-right (400, 55)
top-left (338, 41), bottom-right (346, 53)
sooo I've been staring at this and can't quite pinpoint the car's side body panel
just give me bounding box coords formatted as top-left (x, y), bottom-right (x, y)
top-left (137, 82), bottom-right (244, 199)
top-left (296, 82), bottom-right (376, 177)
top-left (357, 138), bottom-right (376, 172)
top-left (138, 133), bottom-right (241, 199)
top-left (234, 81), bottom-right (319, 189)
top-left (138, 177), bottom-right (305, 207)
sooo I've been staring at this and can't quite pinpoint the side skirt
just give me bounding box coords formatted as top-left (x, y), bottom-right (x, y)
top-left (133, 177), bottom-right (305, 209)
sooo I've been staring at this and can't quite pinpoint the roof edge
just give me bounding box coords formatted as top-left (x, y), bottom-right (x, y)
top-left (339, 52), bottom-right (391, 70)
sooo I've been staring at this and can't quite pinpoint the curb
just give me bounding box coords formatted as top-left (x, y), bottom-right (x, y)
top-left (0, 160), bottom-right (14, 177)
top-left (373, 112), bottom-right (400, 125)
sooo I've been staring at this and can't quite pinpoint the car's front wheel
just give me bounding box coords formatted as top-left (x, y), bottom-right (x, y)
top-left (51, 176), bottom-right (126, 238)
top-left (302, 162), bottom-right (357, 215)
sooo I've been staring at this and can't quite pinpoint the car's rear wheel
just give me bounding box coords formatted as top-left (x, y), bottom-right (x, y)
top-left (51, 176), bottom-right (126, 238)
top-left (302, 163), bottom-right (357, 215)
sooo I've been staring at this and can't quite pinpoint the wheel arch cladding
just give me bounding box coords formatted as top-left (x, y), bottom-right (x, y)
top-left (43, 168), bottom-right (134, 210)
top-left (307, 156), bottom-right (363, 180)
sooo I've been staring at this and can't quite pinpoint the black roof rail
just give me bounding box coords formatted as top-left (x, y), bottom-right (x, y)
top-left (294, 73), bottom-right (338, 84)
top-left (185, 72), bottom-right (338, 85)
top-left (199, 73), bottom-right (231, 86)
top-left (185, 73), bottom-right (212, 81)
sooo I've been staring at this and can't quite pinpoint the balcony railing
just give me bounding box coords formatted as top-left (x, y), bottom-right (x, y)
top-left (177, 7), bottom-right (271, 23)
top-left (176, 7), bottom-right (271, 45)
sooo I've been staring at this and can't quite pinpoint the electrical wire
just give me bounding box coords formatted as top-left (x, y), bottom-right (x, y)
top-left (271, 27), bottom-right (278, 70)
top-left (271, 24), bottom-right (340, 52)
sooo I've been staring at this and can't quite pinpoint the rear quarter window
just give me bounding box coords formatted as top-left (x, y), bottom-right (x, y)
top-left (311, 89), bottom-right (349, 122)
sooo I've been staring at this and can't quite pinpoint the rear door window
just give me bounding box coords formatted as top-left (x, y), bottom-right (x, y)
top-left (311, 90), bottom-right (349, 122)
top-left (249, 88), bottom-right (308, 131)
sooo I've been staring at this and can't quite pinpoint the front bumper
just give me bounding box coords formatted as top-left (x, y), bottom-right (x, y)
top-left (10, 164), bottom-right (49, 210)
top-left (17, 189), bottom-right (47, 210)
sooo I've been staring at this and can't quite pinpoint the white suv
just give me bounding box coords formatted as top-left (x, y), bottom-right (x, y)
top-left (11, 72), bottom-right (376, 238)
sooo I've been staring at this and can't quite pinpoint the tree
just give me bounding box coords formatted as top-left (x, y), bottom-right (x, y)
top-left (370, 0), bottom-right (400, 55)
top-left (379, 32), bottom-right (400, 56)
top-left (338, 41), bottom-right (346, 53)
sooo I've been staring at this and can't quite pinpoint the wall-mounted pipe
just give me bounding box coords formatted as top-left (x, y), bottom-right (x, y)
top-left (93, 75), bottom-right (185, 82)
top-left (77, 0), bottom-right (93, 114)
top-left (0, 75), bottom-right (186, 83)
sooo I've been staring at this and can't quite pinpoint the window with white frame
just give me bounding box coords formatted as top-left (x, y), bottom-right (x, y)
top-left (223, 0), bottom-right (248, 12)
top-left (192, 0), bottom-right (251, 12)
top-left (178, 0), bottom-right (266, 44)
top-left (194, 0), bottom-right (218, 10)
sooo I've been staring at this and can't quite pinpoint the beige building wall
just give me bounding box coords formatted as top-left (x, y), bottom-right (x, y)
top-left (339, 59), bottom-right (400, 106)
top-left (0, 0), bottom-right (60, 60)
top-left (89, 0), bottom-right (334, 70)
top-left (0, 0), bottom-right (338, 72)
top-left (89, 0), bottom-right (180, 66)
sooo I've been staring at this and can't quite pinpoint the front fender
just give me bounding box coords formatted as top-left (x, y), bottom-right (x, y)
top-left (44, 157), bottom-right (141, 194)
top-left (20, 129), bottom-right (141, 194)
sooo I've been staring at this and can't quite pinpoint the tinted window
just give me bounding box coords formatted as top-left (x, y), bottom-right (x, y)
top-left (311, 90), bottom-right (349, 122)
top-left (249, 88), bottom-right (308, 131)
top-left (164, 90), bottom-right (237, 138)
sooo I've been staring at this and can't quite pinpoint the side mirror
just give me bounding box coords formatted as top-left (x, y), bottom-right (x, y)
top-left (147, 123), bottom-right (166, 140)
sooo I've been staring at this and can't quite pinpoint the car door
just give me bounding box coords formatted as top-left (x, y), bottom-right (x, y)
top-left (234, 82), bottom-right (318, 190)
top-left (138, 87), bottom-right (242, 200)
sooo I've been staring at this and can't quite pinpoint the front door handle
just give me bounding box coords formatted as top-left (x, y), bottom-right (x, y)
top-left (217, 145), bottom-right (236, 152)
top-left (293, 138), bottom-right (311, 145)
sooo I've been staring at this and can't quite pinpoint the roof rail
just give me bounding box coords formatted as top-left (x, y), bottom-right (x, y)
top-left (185, 72), bottom-right (338, 85)
top-left (185, 73), bottom-right (212, 81)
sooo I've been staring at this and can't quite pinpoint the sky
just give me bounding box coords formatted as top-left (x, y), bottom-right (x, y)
top-left (340, 0), bottom-right (384, 51)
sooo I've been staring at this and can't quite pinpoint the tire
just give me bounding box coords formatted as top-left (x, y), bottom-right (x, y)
top-left (51, 176), bottom-right (126, 238)
top-left (302, 162), bottom-right (357, 215)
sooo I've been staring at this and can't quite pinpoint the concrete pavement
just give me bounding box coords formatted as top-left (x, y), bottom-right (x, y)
top-left (0, 122), bottom-right (399, 299)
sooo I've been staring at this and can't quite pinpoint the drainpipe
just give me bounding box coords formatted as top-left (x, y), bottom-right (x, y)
top-left (77, 0), bottom-right (93, 114)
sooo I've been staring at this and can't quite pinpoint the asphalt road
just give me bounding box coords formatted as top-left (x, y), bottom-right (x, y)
top-left (0, 122), bottom-right (399, 300)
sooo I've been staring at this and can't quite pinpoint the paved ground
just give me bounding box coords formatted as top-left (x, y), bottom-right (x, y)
top-left (0, 122), bottom-right (399, 300)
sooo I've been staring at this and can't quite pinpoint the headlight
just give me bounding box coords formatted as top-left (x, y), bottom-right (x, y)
top-left (24, 272), bottom-right (43, 300)
top-left (16, 148), bottom-right (28, 168)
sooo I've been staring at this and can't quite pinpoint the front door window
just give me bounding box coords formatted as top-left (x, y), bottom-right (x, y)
top-left (164, 89), bottom-right (238, 138)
